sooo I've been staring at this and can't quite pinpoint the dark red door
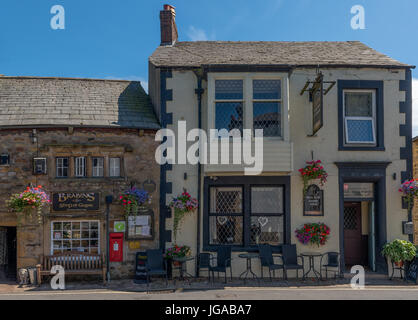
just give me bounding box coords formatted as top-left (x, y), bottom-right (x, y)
top-left (344, 202), bottom-right (362, 266)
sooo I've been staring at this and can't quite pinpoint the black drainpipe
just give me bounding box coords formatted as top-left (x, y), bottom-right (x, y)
top-left (194, 71), bottom-right (204, 276)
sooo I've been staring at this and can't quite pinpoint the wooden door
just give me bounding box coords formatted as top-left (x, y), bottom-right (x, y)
top-left (344, 202), bottom-right (362, 266)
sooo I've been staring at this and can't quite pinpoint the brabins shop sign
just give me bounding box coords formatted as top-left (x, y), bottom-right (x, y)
top-left (53, 192), bottom-right (100, 211)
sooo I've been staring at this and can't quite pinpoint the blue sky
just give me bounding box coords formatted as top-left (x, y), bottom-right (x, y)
top-left (1, 0), bottom-right (417, 133)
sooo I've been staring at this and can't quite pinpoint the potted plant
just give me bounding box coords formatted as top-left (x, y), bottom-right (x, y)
top-left (169, 191), bottom-right (198, 241)
top-left (298, 160), bottom-right (328, 195)
top-left (164, 244), bottom-right (192, 266)
top-left (6, 185), bottom-right (50, 224)
top-left (119, 187), bottom-right (149, 217)
top-left (398, 179), bottom-right (418, 210)
top-left (382, 239), bottom-right (417, 267)
top-left (295, 223), bottom-right (330, 246)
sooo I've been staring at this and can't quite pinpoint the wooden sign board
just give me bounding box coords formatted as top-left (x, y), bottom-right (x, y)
top-left (303, 184), bottom-right (324, 216)
top-left (311, 76), bottom-right (324, 135)
top-left (52, 192), bottom-right (100, 211)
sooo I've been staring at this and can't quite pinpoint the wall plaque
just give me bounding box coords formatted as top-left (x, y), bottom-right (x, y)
top-left (303, 184), bottom-right (324, 216)
top-left (52, 192), bottom-right (100, 211)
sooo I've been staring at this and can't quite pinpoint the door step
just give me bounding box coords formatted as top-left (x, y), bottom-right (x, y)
top-left (343, 272), bottom-right (387, 280)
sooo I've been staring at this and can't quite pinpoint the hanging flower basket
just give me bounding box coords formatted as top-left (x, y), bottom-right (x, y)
top-left (6, 185), bottom-right (50, 224)
top-left (398, 179), bottom-right (418, 210)
top-left (298, 160), bottom-right (328, 195)
top-left (119, 187), bottom-right (149, 218)
top-left (295, 223), bottom-right (330, 246)
top-left (169, 191), bottom-right (198, 242)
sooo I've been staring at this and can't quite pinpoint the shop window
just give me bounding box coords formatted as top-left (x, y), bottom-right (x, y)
top-left (0, 154), bottom-right (10, 166)
top-left (74, 157), bottom-right (86, 177)
top-left (92, 157), bottom-right (104, 177)
top-left (109, 157), bottom-right (121, 177)
top-left (56, 157), bottom-right (69, 178)
top-left (51, 221), bottom-right (99, 254)
top-left (343, 90), bottom-right (376, 145)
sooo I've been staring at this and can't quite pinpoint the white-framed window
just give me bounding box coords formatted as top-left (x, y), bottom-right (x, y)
top-left (343, 90), bottom-right (376, 145)
top-left (92, 157), bottom-right (104, 177)
top-left (109, 157), bottom-right (121, 177)
top-left (74, 157), bottom-right (86, 177)
top-left (209, 73), bottom-right (286, 139)
top-left (56, 157), bottom-right (69, 178)
top-left (51, 221), bottom-right (100, 254)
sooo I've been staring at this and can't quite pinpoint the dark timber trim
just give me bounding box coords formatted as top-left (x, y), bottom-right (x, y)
top-left (337, 80), bottom-right (384, 151)
top-left (335, 161), bottom-right (390, 273)
top-left (159, 69), bottom-right (173, 251)
top-left (202, 175), bottom-right (291, 252)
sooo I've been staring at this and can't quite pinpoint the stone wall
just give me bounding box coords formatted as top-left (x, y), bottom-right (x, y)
top-left (0, 127), bottom-right (160, 278)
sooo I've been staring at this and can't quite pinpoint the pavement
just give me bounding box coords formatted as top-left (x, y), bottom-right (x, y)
top-left (0, 276), bottom-right (417, 300)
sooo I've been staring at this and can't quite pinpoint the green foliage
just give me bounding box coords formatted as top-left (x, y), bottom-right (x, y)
top-left (382, 239), bottom-right (417, 263)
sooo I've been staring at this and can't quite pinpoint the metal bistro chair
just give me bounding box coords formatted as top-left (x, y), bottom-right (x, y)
top-left (320, 252), bottom-right (342, 280)
top-left (258, 244), bottom-right (284, 281)
top-left (196, 252), bottom-right (215, 282)
top-left (145, 249), bottom-right (168, 288)
top-left (281, 244), bottom-right (305, 280)
top-left (209, 247), bottom-right (232, 284)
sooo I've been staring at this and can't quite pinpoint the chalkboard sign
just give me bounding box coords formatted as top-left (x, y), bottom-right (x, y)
top-left (406, 257), bottom-right (418, 283)
top-left (134, 251), bottom-right (148, 284)
top-left (304, 184), bottom-right (324, 216)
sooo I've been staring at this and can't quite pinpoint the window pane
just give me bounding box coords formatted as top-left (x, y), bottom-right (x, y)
top-left (253, 80), bottom-right (281, 99)
top-left (346, 119), bottom-right (374, 142)
top-left (210, 187), bottom-right (242, 214)
top-left (215, 102), bottom-right (243, 132)
top-left (344, 183), bottom-right (374, 199)
top-left (209, 216), bottom-right (243, 245)
top-left (345, 92), bottom-right (373, 117)
top-left (251, 187), bottom-right (284, 214)
top-left (215, 80), bottom-right (243, 100)
top-left (253, 102), bottom-right (281, 137)
top-left (75, 157), bottom-right (86, 177)
top-left (92, 158), bottom-right (104, 177)
top-left (250, 216), bottom-right (284, 245)
top-left (109, 158), bottom-right (121, 177)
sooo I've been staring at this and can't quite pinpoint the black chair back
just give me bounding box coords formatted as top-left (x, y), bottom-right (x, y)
top-left (327, 252), bottom-right (339, 267)
top-left (146, 249), bottom-right (164, 270)
top-left (282, 244), bottom-right (298, 265)
top-left (258, 244), bottom-right (274, 266)
top-left (217, 247), bottom-right (231, 267)
top-left (198, 253), bottom-right (211, 268)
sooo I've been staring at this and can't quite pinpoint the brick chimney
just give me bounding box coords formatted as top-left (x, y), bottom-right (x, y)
top-left (160, 4), bottom-right (178, 46)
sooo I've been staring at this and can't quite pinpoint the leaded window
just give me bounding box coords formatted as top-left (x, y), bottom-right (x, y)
top-left (253, 80), bottom-right (281, 137)
top-left (344, 90), bottom-right (376, 144)
top-left (215, 80), bottom-right (243, 134)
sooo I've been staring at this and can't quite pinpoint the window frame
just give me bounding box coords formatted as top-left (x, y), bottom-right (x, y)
top-left (50, 220), bottom-right (100, 255)
top-left (343, 89), bottom-right (377, 145)
top-left (56, 157), bottom-right (69, 178)
top-left (337, 80), bottom-right (384, 151)
top-left (109, 157), bottom-right (121, 178)
top-left (92, 157), bottom-right (104, 178)
top-left (74, 156), bottom-right (86, 178)
top-left (203, 176), bottom-right (290, 252)
top-left (208, 73), bottom-right (289, 142)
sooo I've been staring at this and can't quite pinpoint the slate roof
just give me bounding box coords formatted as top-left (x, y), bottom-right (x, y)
top-left (0, 77), bottom-right (160, 129)
top-left (150, 41), bottom-right (413, 68)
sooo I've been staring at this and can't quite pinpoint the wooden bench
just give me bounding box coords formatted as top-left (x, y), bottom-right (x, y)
top-left (36, 253), bottom-right (106, 285)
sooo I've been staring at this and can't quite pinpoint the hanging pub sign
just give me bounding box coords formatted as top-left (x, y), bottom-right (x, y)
top-left (303, 184), bottom-right (324, 216)
top-left (52, 192), bottom-right (100, 211)
top-left (311, 74), bottom-right (324, 135)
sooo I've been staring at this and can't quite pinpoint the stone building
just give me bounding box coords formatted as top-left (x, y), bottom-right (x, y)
top-left (0, 77), bottom-right (160, 280)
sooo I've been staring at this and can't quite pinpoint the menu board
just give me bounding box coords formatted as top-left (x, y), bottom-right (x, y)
top-left (303, 184), bottom-right (324, 216)
top-left (126, 211), bottom-right (154, 240)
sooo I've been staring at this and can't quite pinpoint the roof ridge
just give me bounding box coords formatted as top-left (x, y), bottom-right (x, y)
top-left (0, 76), bottom-right (141, 83)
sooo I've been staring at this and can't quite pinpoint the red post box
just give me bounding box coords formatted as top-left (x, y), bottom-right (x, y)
top-left (109, 232), bottom-right (124, 262)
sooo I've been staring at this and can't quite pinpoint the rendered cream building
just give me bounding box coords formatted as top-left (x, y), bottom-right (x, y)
top-left (149, 5), bottom-right (414, 277)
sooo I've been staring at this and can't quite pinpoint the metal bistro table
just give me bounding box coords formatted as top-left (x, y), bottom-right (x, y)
top-left (301, 252), bottom-right (322, 281)
top-left (238, 253), bottom-right (260, 283)
top-left (172, 256), bottom-right (194, 284)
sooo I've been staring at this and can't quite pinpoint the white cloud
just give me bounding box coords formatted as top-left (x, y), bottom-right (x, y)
top-left (413, 78), bottom-right (418, 137)
top-left (187, 26), bottom-right (212, 41)
top-left (104, 75), bottom-right (148, 93)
